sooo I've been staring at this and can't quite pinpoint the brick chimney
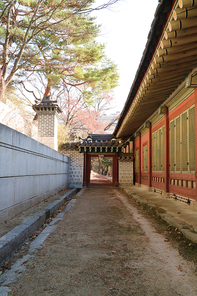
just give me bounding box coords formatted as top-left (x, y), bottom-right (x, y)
top-left (33, 95), bottom-right (61, 151)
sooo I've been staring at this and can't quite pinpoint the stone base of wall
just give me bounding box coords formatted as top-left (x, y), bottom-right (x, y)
top-left (135, 183), bottom-right (149, 190)
top-left (0, 186), bottom-right (67, 224)
top-left (190, 199), bottom-right (197, 212)
top-left (133, 184), bottom-right (197, 212)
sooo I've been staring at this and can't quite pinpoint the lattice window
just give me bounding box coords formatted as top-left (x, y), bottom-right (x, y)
top-left (176, 117), bottom-right (181, 172)
top-left (170, 121), bottom-right (175, 172)
top-left (189, 106), bottom-right (195, 172)
top-left (182, 111), bottom-right (188, 172)
top-left (160, 126), bottom-right (165, 172)
top-left (152, 132), bottom-right (156, 172)
top-left (136, 149), bottom-right (139, 172)
top-left (170, 105), bottom-right (195, 173)
top-left (152, 126), bottom-right (165, 172)
top-left (156, 130), bottom-right (159, 171)
top-left (143, 145), bottom-right (148, 172)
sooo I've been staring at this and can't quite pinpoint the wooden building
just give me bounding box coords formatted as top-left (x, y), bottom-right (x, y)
top-left (114, 0), bottom-right (197, 203)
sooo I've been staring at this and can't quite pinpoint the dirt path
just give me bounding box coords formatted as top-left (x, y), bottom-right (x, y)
top-left (8, 187), bottom-right (197, 295)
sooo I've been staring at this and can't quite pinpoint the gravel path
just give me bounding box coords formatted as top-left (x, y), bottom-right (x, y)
top-left (8, 187), bottom-right (197, 295)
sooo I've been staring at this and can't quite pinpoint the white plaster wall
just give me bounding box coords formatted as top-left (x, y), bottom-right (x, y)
top-left (0, 123), bottom-right (69, 222)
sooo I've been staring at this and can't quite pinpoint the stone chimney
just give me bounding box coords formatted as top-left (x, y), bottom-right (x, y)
top-left (33, 95), bottom-right (62, 151)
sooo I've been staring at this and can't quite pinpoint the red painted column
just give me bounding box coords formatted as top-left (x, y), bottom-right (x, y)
top-left (113, 152), bottom-right (118, 186)
top-left (83, 152), bottom-right (87, 186)
top-left (133, 139), bottom-right (135, 185)
top-left (164, 107), bottom-right (169, 193)
top-left (139, 132), bottom-right (141, 185)
top-left (86, 153), bottom-right (91, 185)
top-left (148, 122), bottom-right (152, 188)
top-left (195, 88), bottom-right (197, 197)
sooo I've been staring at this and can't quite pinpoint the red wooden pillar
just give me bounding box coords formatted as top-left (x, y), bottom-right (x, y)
top-left (139, 132), bottom-right (141, 185)
top-left (148, 122), bottom-right (152, 188)
top-left (86, 153), bottom-right (91, 185)
top-left (133, 139), bottom-right (135, 185)
top-left (83, 152), bottom-right (87, 186)
top-left (164, 107), bottom-right (169, 193)
top-left (113, 152), bottom-right (118, 186)
top-left (195, 88), bottom-right (197, 197)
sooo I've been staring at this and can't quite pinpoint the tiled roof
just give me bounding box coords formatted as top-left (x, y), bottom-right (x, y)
top-left (79, 134), bottom-right (122, 147)
top-left (88, 134), bottom-right (113, 142)
top-left (32, 95), bottom-right (62, 113)
top-left (114, 0), bottom-right (197, 139)
top-left (59, 134), bottom-right (124, 153)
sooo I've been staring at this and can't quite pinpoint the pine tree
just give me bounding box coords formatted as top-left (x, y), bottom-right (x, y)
top-left (0, 0), bottom-right (119, 101)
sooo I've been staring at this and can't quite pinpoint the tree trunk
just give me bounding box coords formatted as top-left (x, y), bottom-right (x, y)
top-left (43, 78), bottom-right (52, 98)
top-left (44, 85), bottom-right (51, 97)
top-left (0, 76), bottom-right (6, 103)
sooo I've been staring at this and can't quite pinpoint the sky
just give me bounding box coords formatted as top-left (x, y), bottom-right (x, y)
top-left (93, 0), bottom-right (159, 113)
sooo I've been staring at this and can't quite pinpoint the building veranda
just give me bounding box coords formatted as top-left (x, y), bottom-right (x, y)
top-left (113, 0), bottom-right (197, 207)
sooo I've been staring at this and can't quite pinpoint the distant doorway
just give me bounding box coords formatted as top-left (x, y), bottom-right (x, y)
top-left (90, 155), bottom-right (113, 185)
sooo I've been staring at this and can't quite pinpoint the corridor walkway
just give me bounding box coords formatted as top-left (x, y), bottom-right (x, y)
top-left (3, 187), bottom-right (197, 295)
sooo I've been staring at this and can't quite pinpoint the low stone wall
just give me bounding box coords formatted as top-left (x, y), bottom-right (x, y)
top-left (62, 149), bottom-right (84, 188)
top-left (119, 159), bottom-right (133, 184)
top-left (0, 123), bottom-right (69, 223)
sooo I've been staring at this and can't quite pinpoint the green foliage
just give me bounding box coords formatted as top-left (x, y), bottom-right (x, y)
top-left (10, 27), bottom-right (26, 40)
top-left (18, 0), bottom-right (36, 6)
top-left (0, 26), bottom-right (6, 36)
top-left (91, 156), bottom-right (113, 175)
top-left (0, 0), bottom-right (119, 106)
top-left (47, 73), bottom-right (63, 85)
top-left (102, 157), bottom-right (113, 167)
top-left (82, 89), bottom-right (94, 104)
